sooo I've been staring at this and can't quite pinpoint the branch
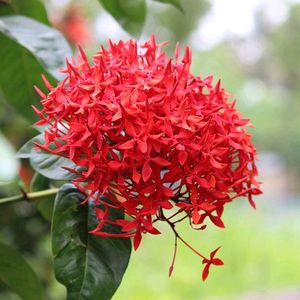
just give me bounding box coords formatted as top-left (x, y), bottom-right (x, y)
top-left (0, 188), bottom-right (59, 205)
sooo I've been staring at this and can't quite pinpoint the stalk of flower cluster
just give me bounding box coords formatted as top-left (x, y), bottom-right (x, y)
top-left (0, 188), bottom-right (59, 205)
top-left (158, 208), bottom-right (209, 278)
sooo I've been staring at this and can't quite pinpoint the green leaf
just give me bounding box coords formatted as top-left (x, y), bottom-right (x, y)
top-left (30, 150), bottom-right (78, 181)
top-left (16, 134), bottom-right (79, 180)
top-left (31, 173), bottom-right (54, 221)
top-left (153, 0), bottom-right (184, 12)
top-left (37, 195), bottom-right (54, 221)
top-left (0, 0), bottom-right (49, 24)
top-left (0, 15), bottom-right (72, 120)
top-left (30, 171), bottom-right (50, 192)
top-left (0, 241), bottom-right (44, 300)
top-left (99, 0), bottom-right (146, 37)
top-left (52, 184), bottom-right (131, 300)
top-left (0, 33), bottom-right (52, 121)
top-left (16, 133), bottom-right (44, 159)
top-left (0, 15), bottom-right (71, 79)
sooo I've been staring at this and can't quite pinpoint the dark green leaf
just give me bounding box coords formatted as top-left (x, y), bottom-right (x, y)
top-left (52, 184), bottom-right (131, 300)
top-left (16, 134), bottom-right (44, 159)
top-left (0, 16), bottom-right (71, 79)
top-left (99, 0), bottom-right (146, 37)
top-left (0, 0), bottom-right (49, 24)
top-left (31, 154), bottom-right (76, 180)
top-left (0, 241), bottom-right (44, 300)
top-left (17, 134), bottom-right (79, 180)
top-left (37, 195), bottom-right (55, 222)
top-left (31, 173), bottom-right (54, 221)
top-left (30, 150), bottom-right (78, 181)
top-left (30, 172), bottom-right (50, 192)
top-left (153, 0), bottom-right (184, 12)
top-left (0, 15), bottom-right (72, 120)
top-left (0, 33), bottom-right (53, 120)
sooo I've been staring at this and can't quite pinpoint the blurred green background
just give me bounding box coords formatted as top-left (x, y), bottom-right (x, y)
top-left (1, 0), bottom-right (300, 299)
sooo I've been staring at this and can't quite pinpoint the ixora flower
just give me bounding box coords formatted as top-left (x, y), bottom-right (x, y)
top-left (33, 36), bottom-right (261, 281)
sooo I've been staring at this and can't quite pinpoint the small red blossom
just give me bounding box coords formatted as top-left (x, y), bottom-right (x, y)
top-left (202, 247), bottom-right (224, 281)
top-left (33, 36), bottom-right (261, 280)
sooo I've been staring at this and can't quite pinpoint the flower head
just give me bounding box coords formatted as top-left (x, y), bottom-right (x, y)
top-left (33, 36), bottom-right (261, 280)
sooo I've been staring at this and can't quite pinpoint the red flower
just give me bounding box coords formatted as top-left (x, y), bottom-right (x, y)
top-left (33, 36), bottom-right (262, 280)
top-left (51, 5), bottom-right (92, 46)
top-left (201, 247), bottom-right (224, 281)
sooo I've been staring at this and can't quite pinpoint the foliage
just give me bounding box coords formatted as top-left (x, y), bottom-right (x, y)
top-left (98, 0), bottom-right (184, 36)
top-left (99, 0), bottom-right (146, 36)
top-left (0, 241), bottom-right (44, 300)
top-left (17, 133), bottom-right (78, 180)
top-left (0, 15), bottom-right (71, 120)
top-left (52, 185), bottom-right (131, 300)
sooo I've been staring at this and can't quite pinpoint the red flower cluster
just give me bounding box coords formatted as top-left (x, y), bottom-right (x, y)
top-left (33, 36), bottom-right (261, 280)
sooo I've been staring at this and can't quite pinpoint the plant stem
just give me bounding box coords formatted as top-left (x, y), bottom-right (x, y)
top-left (161, 208), bottom-right (208, 261)
top-left (0, 188), bottom-right (59, 205)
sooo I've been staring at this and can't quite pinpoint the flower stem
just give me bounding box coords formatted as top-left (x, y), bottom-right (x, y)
top-left (169, 235), bottom-right (178, 277)
top-left (176, 235), bottom-right (206, 260)
top-left (161, 209), bottom-right (208, 261)
top-left (0, 188), bottom-right (59, 205)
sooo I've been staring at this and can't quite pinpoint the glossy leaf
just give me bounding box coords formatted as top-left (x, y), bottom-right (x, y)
top-left (0, 242), bottom-right (44, 300)
top-left (0, 33), bottom-right (52, 121)
top-left (30, 150), bottom-right (78, 181)
top-left (17, 134), bottom-right (79, 180)
top-left (31, 173), bottom-right (54, 221)
top-left (0, 16), bottom-right (71, 79)
top-left (16, 134), bottom-right (44, 159)
top-left (153, 0), bottom-right (184, 12)
top-left (0, 16), bottom-right (71, 120)
top-left (99, 0), bottom-right (146, 36)
top-left (52, 184), bottom-right (131, 300)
